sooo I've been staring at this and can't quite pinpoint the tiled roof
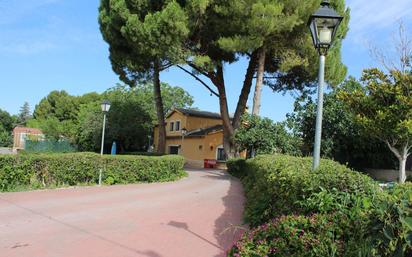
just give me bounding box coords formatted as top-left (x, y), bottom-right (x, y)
top-left (175, 108), bottom-right (223, 119)
top-left (186, 124), bottom-right (223, 137)
top-left (13, 127), bottom-right (43, 134)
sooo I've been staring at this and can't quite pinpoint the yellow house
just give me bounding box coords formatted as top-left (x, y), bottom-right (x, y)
top-left (153, 108), bottom-right (228, 168)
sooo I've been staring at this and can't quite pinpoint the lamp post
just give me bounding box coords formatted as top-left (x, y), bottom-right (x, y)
top-left (181, 128), bottom-right (188, 156)
top-left (308, 0), bottom-right (343, 170)
top-left (99, 100), bottom-right (111, 186)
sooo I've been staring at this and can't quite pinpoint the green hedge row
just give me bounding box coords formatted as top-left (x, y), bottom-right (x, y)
top-left (228, 155), bottom-right (412, 257)
top-left (0, 153), bottom-right (186, 192)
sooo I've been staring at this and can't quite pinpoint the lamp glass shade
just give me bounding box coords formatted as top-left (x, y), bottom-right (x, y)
top-left (319, 26), bottom-right (332, 44)
top-left (101, 100), bottom-right (111, 112)
top-left (308, 1), bottom-right (343, 51)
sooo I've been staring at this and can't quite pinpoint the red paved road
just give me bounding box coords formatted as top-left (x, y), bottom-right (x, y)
top-left (0, 169), bottom-right (245, 257)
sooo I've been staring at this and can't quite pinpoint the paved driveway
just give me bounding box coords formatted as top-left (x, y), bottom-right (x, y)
top-left (0, 147), bottom-right (13, 155)
top-left (0, 169), bottom-right (245, 257)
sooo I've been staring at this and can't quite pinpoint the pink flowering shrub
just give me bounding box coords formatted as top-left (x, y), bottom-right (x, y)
top-left (228, 214), bottom-right (345, 257)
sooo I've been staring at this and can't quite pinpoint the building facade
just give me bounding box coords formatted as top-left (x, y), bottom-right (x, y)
top-left (12, 127), bottom-right (44, 152)
top-left (153, 108), bottom-right (229, 168)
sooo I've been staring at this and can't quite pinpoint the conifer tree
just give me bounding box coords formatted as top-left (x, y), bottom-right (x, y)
top-left (18, 102), bottom-right (32, 126)
top-left (99, 0), bottom-right (189, 153)
top-left (182, 0), bottom-right (349, 156)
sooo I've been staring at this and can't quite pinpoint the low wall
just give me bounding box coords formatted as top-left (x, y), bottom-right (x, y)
top-left (365, 168), bottom-right (412, 182)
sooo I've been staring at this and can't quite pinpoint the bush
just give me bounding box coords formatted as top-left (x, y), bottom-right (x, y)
top-left (227, 158), bottom-right (247, 179)
top-left (228, 214), bottom-right (356, 257)
top-left (368, 183), bottom-right (412, 256)
top-left (240, 154), bottom-right (378, 226)
top-left (120, 152), bottom-right (165, 156)
top-left (228, 154), bottom-right (412, 256)
top-left (0, 153), bottom-right (185, 192)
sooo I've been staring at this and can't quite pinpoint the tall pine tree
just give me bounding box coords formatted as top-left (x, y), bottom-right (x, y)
top-left (99, 0), bottom-right (189, 153)
top-left (18, 102), bottom-right (32, 126)
top-left (181, 0), bottom-right (349, 156)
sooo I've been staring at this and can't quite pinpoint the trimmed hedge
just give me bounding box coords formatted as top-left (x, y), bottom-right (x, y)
top-left (227, 158), bottom-right (247, 179)
top-left (0, 153), bottom-right (186, 191)
top-left (227, 155), bottom-right (412, 256)
top-left (232, 155), bottom-right (379, 226)
top-left (119, 152), bottom-right (165, 156)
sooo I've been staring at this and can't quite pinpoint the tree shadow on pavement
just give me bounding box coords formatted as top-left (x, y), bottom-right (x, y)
top-left (213, 173), bottom-right (246, 257)
top-left (167, 221), bottom-right (224, 251)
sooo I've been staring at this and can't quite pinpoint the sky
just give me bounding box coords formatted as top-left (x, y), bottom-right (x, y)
top-left (0, 0), bottom-right (411, 122)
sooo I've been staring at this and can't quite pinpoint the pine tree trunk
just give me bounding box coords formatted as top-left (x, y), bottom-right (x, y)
top-left (153, 61), bottom-right (166, 154)
top-left (399, 156), bottom-right (407, 184)
top-left (214, 68), bottom-right (236, 158)
top-left (252, 46), bottom-right (266, 116)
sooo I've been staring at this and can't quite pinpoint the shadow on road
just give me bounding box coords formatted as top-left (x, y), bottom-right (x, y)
top-left (167, 221), bottom-right (224, 250)
top-left (213, 173), bottom-right (246, 257)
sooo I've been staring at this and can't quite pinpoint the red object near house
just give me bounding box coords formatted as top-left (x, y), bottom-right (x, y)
top-left (204, 159), bottom-right (217, 169)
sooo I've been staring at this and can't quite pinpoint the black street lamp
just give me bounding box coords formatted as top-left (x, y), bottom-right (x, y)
top-left (308, 1), bottom-right (343, 53)
top-left (308, 0), bottom-right (343, 170)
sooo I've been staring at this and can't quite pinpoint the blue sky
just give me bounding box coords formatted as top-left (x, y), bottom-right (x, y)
top-left (0, 0), bottom-right (411, 121)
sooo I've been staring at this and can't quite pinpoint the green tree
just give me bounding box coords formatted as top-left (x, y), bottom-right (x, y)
top-left (287, 77), bottom-right (397, 170)
top-left (76, 102), bottom-right (106, 152)
top-left (235, 114), bottom-right (301, 157)
top-left (33, 90), bottom-right (79, 122)
top-left (217, 0), bottom-right (348, 115)
top-left (0, 124), bottom-right (13, 147)
top-left (0, 109), bottom-right (17, 147)
top-left (133, 83), bottom-right (194, 122)
top-left (179, 0), bottom-right (349, 157)
top-left (339, 68), bottom-right (412, 183)
top-left (0, 109), bottom-right (16, 132)
top-left (76, 83), bottom-right (193, 152)
top-left (99, 0), bottom-right (190, 154)
top-left (27, 117), bottom-right (75, 142)
top-left (17, 102), bottom-right (32, 126)
top-left (31, 90), bottom-right (101, 142)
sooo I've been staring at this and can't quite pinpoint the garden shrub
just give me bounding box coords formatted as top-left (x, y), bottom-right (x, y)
top-left (120, 152), bottom-right (165, 156)
top-left (240, 154), bottom-right (379, 226)
top-left (228, 214), bottom-right (356, 257)
top-left (227, 158), bottom-right (247, 179)
top-left (0, 153), bottom-right (185, 191)
top-left (228, 154), bottom-right (412, 256)
top-left (368, 183), bottom-right (412, 256)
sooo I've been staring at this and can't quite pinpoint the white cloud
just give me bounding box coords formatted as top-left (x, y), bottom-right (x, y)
top-left (347, 0), bottom-right (412, 34)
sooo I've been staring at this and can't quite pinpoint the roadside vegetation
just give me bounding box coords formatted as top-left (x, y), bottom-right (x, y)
top-left (0, 153), bottom-right (185, 192)
top-left (227, 155), bottom-right (412, 256)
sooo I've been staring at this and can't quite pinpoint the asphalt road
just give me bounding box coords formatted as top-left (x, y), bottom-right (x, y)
top-left (0, 169), bottom-right (245, 257)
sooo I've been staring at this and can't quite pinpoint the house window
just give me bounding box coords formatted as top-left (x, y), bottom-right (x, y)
top-left (170, 122), bottom-right (175, 131)
top-left (169, 145), bottom-right (179, 155)
top-left (216, 146), bottom-right (227, 161)
top-left (175, 121), bottom-right (181, 131)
